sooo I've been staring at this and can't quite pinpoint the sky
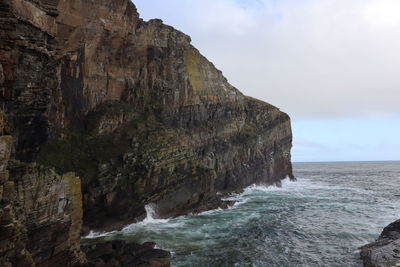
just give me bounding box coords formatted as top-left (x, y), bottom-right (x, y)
top-left (134, 0), bottom-right (400, 162)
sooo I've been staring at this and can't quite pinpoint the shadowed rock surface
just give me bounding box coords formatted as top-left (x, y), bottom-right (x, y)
top-left (360, 219), bottom-right (400, 267)
top-left (82, 240), bottom-right (170, 267)
top-left (0, 0), bottom-right (293, 266)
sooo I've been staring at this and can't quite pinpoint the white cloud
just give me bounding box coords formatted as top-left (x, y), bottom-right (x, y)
top-left (364, 0), bottom-right (400, 27)
top-left (134, 0), bottom-right (400, 119)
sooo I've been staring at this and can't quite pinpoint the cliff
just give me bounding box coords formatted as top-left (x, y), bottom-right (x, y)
top-left (0, 0), bottom-right (293, 265)
top-left (360, 219), bottom-right (400, 267)
top-left (0, 106), bottom-right (86, 267)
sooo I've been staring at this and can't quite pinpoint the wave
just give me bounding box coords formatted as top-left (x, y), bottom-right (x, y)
top-left (84, 230), bottom-right (118, 239)
top-left (122, 204), bottom-right (174, 232)
top-left (86, 178), bottom-right (302, 239)
top-left (85, 177), bottom-right (370, 240)
top-left (142, 203), bottom-right (171, 224)
top-left (246, 177), bottom-right (373, 195)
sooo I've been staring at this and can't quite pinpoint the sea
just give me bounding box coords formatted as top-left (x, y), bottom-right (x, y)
top-left (84, 161), bottom-right (400, 267)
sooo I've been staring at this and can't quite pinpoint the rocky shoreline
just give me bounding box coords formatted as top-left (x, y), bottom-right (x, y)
top-left (360, 219), bottom-right (400, 267)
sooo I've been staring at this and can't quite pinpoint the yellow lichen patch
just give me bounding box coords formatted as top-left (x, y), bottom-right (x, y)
top-left (64, 173), bottom-right (83, 246)
top-left (2, 181), bottom-right (15, 203)
top-left (0, 136), bottom-right (13, 177)
top-left (0, 136), bottom-right (13, 146)
top-left (185, 49), bottom-right (204, 94)
top-left (0, 111), bottom-right (5, 134)
top-left (105, 192), bottom-right (117, 206)
top-left (134, 177), bottom-right (147, 195)
top-left (65, 172), bottom-right (87, 264)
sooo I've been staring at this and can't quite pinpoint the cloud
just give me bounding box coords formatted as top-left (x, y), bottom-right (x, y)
top-left (134, 0), bottom-right (400, 119)
top-left (364, 0), bottom-right (400, 27)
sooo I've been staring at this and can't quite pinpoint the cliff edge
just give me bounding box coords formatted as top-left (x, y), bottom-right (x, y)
top-left (0, 0), bottom-right (293, 265)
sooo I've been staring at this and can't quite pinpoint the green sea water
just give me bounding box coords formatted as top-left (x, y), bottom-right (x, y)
top-left (84, 161), bottom-right (400, 266)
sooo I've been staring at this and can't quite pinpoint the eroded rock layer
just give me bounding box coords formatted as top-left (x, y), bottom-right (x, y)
top-left (0, 0), bottom-right (293, 265)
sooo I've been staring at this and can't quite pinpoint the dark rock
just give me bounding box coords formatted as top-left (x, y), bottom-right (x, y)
top-left (360, 219), bottom-right (400, 267)
top-left (82, 240), bottom-right (171, 267)
top-left (0, 108), bottom-right (85, 266)
top-left (0, 63), bottom-right (4, 85)
top-left (380, 219), bottom-right (400, 240)
top-left (142, 242), bottom-right (157, 249)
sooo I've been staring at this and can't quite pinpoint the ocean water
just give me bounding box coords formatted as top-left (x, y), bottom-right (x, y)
top-left (84, 161), bottom-right (400, 267)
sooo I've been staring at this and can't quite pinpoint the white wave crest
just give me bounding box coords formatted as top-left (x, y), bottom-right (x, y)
top-left (84, 230), bottom-right (117, 239)
top-left (122, 203), bottom-right (172, 232)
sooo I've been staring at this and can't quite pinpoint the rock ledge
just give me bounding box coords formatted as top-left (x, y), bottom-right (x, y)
top-left (360, 219), bottom-right (400, 267)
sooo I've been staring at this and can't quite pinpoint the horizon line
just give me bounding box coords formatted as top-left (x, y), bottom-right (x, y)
top-left (293, 160), bottom-right (400, 164)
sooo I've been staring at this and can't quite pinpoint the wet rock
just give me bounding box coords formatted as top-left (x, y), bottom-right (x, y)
top-left (360, 219), bottom-right (400, 267)
top-left (82, 240), bottom-right (171, 267)
top-left (380, 220), bottom-right (400, 240)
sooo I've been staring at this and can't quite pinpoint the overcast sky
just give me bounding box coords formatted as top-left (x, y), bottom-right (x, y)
top-left (134, 0), bottom-right (400, 162)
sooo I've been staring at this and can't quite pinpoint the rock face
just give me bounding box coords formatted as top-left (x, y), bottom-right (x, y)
top-left (0, 0), bottom-right (293, 265)
top-left (0, 112), bottom-right (86, 266)
top-left (42, 0), bottom-right (293, 232)
top-left (82, 240), bottom-right (171, 267)
top-left (360, 219), bottom-right (400, 267)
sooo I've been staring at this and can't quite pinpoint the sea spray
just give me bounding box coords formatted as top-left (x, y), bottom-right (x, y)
top-left (84, 230), bottom-right (117, 239)
top-left (144, 203), bottom-right (158, 222)
top-left (83, 162), bottom-right (400, 267)
top-left (121, 203), bottom-right (172, 233)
